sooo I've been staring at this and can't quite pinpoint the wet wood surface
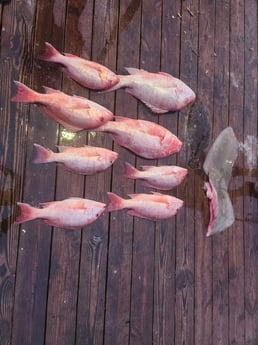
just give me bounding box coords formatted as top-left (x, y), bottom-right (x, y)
top-left (0, 0), bottom-right (257, 344)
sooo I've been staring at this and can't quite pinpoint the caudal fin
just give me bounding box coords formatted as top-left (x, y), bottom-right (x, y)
top-left (39, 42), bottom-right (62, 62)
top-left (98, 75), bottom-right (127, 93)
top-left (11, 81), bottom-right (38, 103)
top-left (123, 162), bottom-right (138, 179)
top-left (33, 144), bottom-right (53, 164)
top-left (107, 192), bottom-right (124, 212)
top-left (15, 203), bottom-right (38, 224)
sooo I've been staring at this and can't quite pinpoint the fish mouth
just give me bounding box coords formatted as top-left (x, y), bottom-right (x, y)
top-left (185, 90), bottom-right (196, 106)
top-left (187, 91), bottom-right (196, 105)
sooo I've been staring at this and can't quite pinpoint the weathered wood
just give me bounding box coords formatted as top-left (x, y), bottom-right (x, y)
top-left (0, 1), bottom-right (22, 335)
top-left (129, 1), bottom-right (162, 345)
top-left (174, 1), bottom-right (198, 345)
top-left (153, 1), bottom-right (181, 343)
top-left (43, 1), bottom-right (88, 344)
top-left (76, 1), bottom-right (119, 344)
top-left (194, 0), bottom-right (215, 344)
top-left (104, 0), bottom-right (141, 344)
top-left (0, 1), bottom-right (258, 344)
top-left (243, 0), bottom-right (258, 344)
top-left (211, 1), bottom-right (230, 344)
top-left (11, 1), bottom-right (65, 344)
top-left (228, 1), bottom-right (245, 344)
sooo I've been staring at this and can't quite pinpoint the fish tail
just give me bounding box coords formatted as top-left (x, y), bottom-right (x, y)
top-left (33, 144), bottom-right (53, 163)
top-left (107, 192), bottom-right (124, 212)
top-left (39, 42), bottom-right (62, 62)
top-left (11, 81), bottom-right (39, 103)
top-left (15, 203), bottom-right (38, 224)
top-left (124, 162), bottom-right (138, 179)
top-left (98, 75), bottom-right (127, 93)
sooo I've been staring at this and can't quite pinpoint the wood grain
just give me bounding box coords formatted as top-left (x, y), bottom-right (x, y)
top-left (0, 1), bottom-right (257, 344)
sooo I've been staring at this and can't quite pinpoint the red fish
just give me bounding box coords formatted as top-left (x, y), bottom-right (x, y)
top-left (95, 116), bottom-right (182, 159)
top-left (123, 162), bottom-right (188, 190)
top-left (33, 144), bottom-right (118, 175)
top-left (11, 81), bottom-right (114, 131)
top-left (107, 192), bottom-right (183, 221)
top-left (15, 197), bottom-right (106, 229)
top-left (103, 67), bottom-right (196, 113)
top-left (39, 42), bottom-right (120, 90)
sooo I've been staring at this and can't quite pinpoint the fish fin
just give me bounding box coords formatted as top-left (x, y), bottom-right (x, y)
top-left (43, 219), bottom-right (57, 227)
top-left (58, 122), bottom-right (83, 132)
top-left (124, 67), bottom-right (145, 75)
top-left (58, 145), bottom-right (101, 158)
top-left (158, 71), bottom-right (173, 78)
top-left (141, 180), bottom-right (157, 189)
top-left (149, 191), bottom-right (164, 196)
top-left (127, 193), bottom-right (143, 199)
top-left (99, 73), bottom-right (130, 93)
top-left (114, 116), bottom-right (128, 122)
top-left (140, 165), bottom-right (156, 171)
top-left (70, 95), bottom-right (90, 108)
top-left (15, 203), bottom-right (38, 224)
top-left (43, 86), bottom-right (63, 94)
top-left (40, 106), bottom-right (83, 132)
top-left (39, 201), bottom-right (54, 208)
top-left (107, 192), bottom-right (124, 212)
top-left (140, 99), bottom-right (168, 114)
top-left (43, 219), bottom-right (82, 229)
top-left (63, 52), bottom-right (78, 58)
top-left (33, 144), bottom-right (53, 163)
top-left (11, 81), bottom-right (38, 103)
top-left (56, 146), bottom-right (73, 153)
top-left (39, 42), bottom-right (62, 62)
top-left (57, 163), bottom-right (82, 175)
top-left (124, 162), bottom-right (138, 178)
top-left (127, 209), bottom-right (153, 221)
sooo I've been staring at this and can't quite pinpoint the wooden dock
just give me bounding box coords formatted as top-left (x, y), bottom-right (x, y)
top-left (0, 0), bottom-right (257, 344)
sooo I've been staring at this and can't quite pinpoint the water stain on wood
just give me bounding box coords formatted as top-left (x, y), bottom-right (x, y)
top-left (97, 0), bottom-right (141, 61)
top-left (185, 101), bottom-right (211, 169)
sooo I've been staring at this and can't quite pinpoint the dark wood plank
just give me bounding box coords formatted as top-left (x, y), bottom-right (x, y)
top-left (129, 1), bottom-right (162, 344)
top-left (243, 0), bottom-right (258, 344)
top-left (76, 1), bottom-right (119, 344)
top-left (153, 1), bottom-right (181, 343)
top-left (0, 3), bottom-right (24, 343)
top-left (228, 2), bottom-right (245, 344)
top-left (43, 1), bottom-right (88, 344)
top-left (211, 1), bottom-right (230, 344)
top-left (11, 1), bottom-right (66, 344)
top-left (194, 0), bottom-right (215, 344)
top-left (104, 0), bottom-right (141, 344)
top-left (174, 1), bottom-right (198, 345)
top-left (0, 1), bottom-right (257, 344)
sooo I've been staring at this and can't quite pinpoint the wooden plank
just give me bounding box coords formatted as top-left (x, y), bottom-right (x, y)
top-left (75, 0), bottom-right (119, 344)
top-left (194, 0), bottom-right (215, 344)
top-left (174, 1), bottom-right (198, 345)
top-left (0, 3), bottom-right (23, 342)
top-left (153, 1), bottom-right (180, 343)
top-left (129, 1), bottom-right (161, 344)
top-left (211, 1), bottom-right (230, 344)
top-left (43, 1), bottom-right (88, 344)
top-left (228, 1), bottom-right (245, 344)
top-left (104, 0), bottom-right (141, 344)
top-left (243, 0), bottom-right (258, 344)
top-left (11, 1), bottom-right (66, 344)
